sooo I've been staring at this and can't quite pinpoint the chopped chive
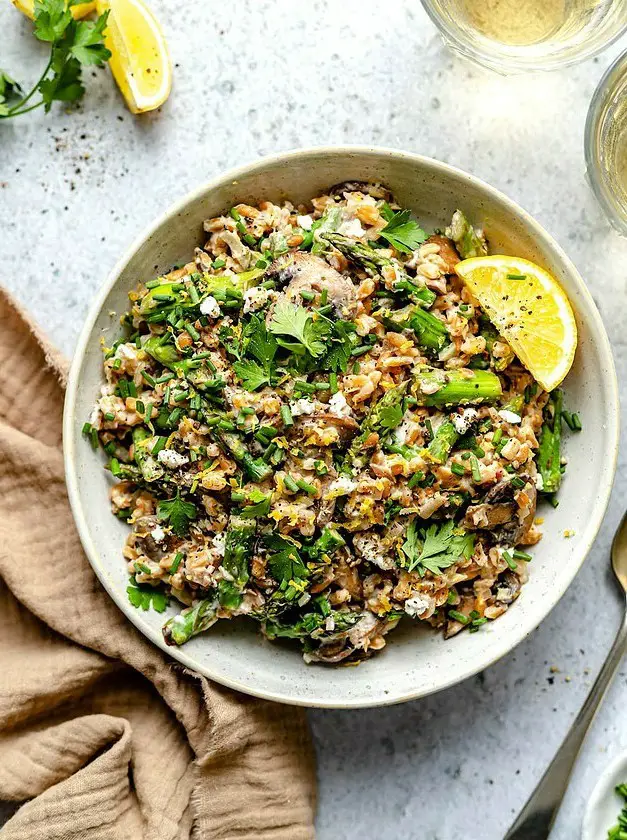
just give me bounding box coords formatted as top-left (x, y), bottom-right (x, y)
top-left (152, 436), bottom-right (167, 455)
top-left (212, 258), bottom-right (226, 269)
top-left (503, 551), bottom-right (517, 570)
top-left (153, 293), bottom-right (174, 302)
top-left (164, 386), bottom-right (171, 404)
top-left (352, 361), bottom-right (360, 374)
top-left (510, 476), bottom-right (526, 489)
top-left (135, 400), bottom-right (145, 414)
top-left (470, 454), bottom-right (482, 483)
top-left (507, 273), bottom-right (527, 280)
top-left (329, 372), bottom-right (338, 394)
top-left (82, 422), bottom-right (92, 435)
top-left (281, 404), bottom-right (293, 427)
top-left (141, 370), bottom-right (156, 387)
top-left (296, 478), bottom-right (317, 495)
top-left (513, 549), bottom-right (532, 561)
top-left (240, 406), bottom-right (255, 416)
top-left (408, 471), bottom-right (425, 488)
top-left (146, 312), bottom-right (167, 323)
top-left (146, 279), bottom-right (161, 289)
top-left (314, 381), bottom-right (330, 391)
top-left (167, 407), bottom-right (182, 426)
top-left (461, 452), bottom-right (471, 460)
top-left (169, 552), bottom-right (183, 574)
top-left (473, 445), bottom-right (485, 458)
top-left (230, 491), bottom-right (246, 503)
top-left (492, 427), bottom-right (503, 446)
top-left (229, 207), bottom-right (241, 221)
top-left (128, 381), bottom-right (137, 398)
top-left (314, 460), bottom-right (328, 476)
top-left (173, 391), bottom-right (188, 402)
top-left (294, 380), bottom-right (317, 394)
top-left (218, 419), bottom-right (235, 431)
top-left (109, 458), bottom-right (121, 476)
top-left (448, 610), bottom-right (470, 625)
top-left (284, 475), bottom-right (299, 493)
top-left (135, 562), bottom-right (152, 575)
top-left (350, 345), bottom-right (371, 357)
top-left (185, 323), bottom-right (200, 341)
top-left (156, 371), bottom-right (175, 383)
top-left (112, 358), bottom-right (122, 370)
top-left (317, 304), bottom-right (333, 316)
top-left (320, 288), bottom-right (328, 306)
top-left (300, 290), bottom-right (315, 302)
top-left (571, 412), bottom-right (582, 431)
top-left (450, 462), bottom-right (465, 476)
top-left (104, 411), bottom-right (115, 421)
top-left (243, 234), bottom-right (257, 247)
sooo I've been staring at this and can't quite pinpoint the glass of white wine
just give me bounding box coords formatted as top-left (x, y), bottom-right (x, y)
top-left (420, 0), bottom-right (627, 73)
top-left (585, 49), bottom-right (627, 236)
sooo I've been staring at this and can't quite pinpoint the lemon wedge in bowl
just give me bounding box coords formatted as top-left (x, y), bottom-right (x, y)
top-left (11, 0), bottom-right (95, 18)
top-left (455, 255), bottom-right (577, 392)
top-left (96, 0), bottom-right (171, 114)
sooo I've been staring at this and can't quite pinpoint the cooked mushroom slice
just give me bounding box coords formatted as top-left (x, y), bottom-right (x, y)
top-left (494, 571), bottom-right (522, 605)
top-left (462, 477), bottom-right (537, 546)
top-left (304, 611), bottom-right (384, 663)
top-left (328, 181), bottom-right (392, 202)
top-left (129, 515), bottom-right (170, 561)
top-left (267, 251), bottom-right (358, 316)
top-left (425, 234), bottom-right (461, 274)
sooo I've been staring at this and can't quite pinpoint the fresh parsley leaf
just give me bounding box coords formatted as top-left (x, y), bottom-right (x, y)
top-left (157, 492), bottom-right (197, 537)
top-left (39, 56), bottom-right (84, 110)
top-left (240, 491), bottom-right (271, 519)
top-left (379, 202), bottom-right (396, 223)
top-left (34, 0), bottom-right (73, 42)
top-left (268, 549), bottom-right (309, 584)
top-left (380, 210), bottom-right (427, 254)
top-left (127, 576), bottom-right (169, 613)
top-left (233, 359), bottom-right (271, 391)
top-left (323, 320), bottom-right (358, 373)
top-left (402, 519), bottom-right (475, 575)
top-left (70, 15), bottom-right (111, 66)
top-left (244, 315), bottom-right (278, 367)
top-left (269, 300), bottom-right (331, 358)
top-left (378, 402), bottom-right (404, 430)
top-left (0, 70), bottom-right (22, 117)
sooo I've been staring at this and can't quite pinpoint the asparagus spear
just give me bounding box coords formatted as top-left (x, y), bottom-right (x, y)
top-left (222, 517), bottom-right (256, 589)
top-left (132, 427), bottom-right (164, 482)
top-left (537, 389), bottom-right (563, 494)
top-left (163, 598), bottom-right (218, 646)
top-left (408, 308), bottom-right (448, 352)
top-left (424, 421), bottom-right (459, 464)
top-left (446, 210), bottom-right (488, 259)
top-left (414, 367), bottom-right (502, 407)
top-left (342, 382), bottom-right (408, 469)
top-left (321, 232), bottom-right (436, 307)
top-left (214, 430), bottom-right (272, 482)
top-left (310, 207), bottom-right (343, 254)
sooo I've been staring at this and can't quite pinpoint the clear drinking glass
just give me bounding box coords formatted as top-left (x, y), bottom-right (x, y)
top-left (420, 0), bottom-right (627, 74)
top-left (585, 48), bottom-right (627, 236)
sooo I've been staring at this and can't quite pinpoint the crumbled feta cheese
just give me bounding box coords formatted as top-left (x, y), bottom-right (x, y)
top-left (212, 531), bottom-right (226, 557)
top-left (150, 525), bottom-right (166, 543)
top-left (404, 593), bottom-right (431, 618)
top-left (328, 391), bottom-right (352, 418)
top-left (157, 449), bottom-right (189, 469)
top-left (451, 408), bottom-right (479, 435)
top-left (116, 343), bottom-right (139, 361)
top-left (498, 409), bottom-right (522, 424)
top-left (534, 473), bottom-right (544, 491)
top-left (338, 217), bottom-right (366, 239)
top-left (356, 534), bottom-right (395, 570)
top-left (290, 398), bottom-right (317, 417)
top-left (200, 296), bottom-right (221, 318)
top-left (394, 417), bottom-right (413, 446)
top-left (326, 476), bottom-right (357, 498)
top-left (297, 214), bottom-right (313, 231)
top-left (243, 285), bottom-right (274, 314)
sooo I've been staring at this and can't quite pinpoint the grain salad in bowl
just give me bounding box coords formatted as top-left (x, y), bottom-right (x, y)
top-left (84, 181), bottom-right (581, 665)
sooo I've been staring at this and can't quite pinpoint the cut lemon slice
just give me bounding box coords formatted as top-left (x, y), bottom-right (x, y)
top-left (96, 0), bottom-right (171, 114)
top-left (11, 0), bottom-right (95, 19)
top-left (455, 255), bottom-right (577, 392)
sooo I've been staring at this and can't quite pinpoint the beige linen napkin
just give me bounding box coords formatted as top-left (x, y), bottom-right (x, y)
top-left (0, 288), bottom-right (316, 840)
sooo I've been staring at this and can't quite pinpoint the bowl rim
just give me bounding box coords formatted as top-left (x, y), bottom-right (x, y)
top-left (63, 145), bottom-right (620, 708)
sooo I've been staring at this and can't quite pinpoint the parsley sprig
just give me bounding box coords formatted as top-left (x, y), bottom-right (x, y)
top-left (233, 315), bottom-right (279, 391)
top-left (157, 491), bottom-right (197, 537)
top-left (401, 519), bottom-right (475, 576)
top-left (127, 575), bottom-right (169, 613)
top-left (0, 0), bottom-right (110, 121)
top-left (269, 300), bottom-right (331, 358)
top-left (379, 206), bottom-right (427, 254)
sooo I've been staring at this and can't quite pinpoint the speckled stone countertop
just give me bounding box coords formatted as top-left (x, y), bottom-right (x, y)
top-left (1, 3), bottom-right (626, 837)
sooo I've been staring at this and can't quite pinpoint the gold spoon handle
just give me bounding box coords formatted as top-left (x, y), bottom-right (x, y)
top-left (505, 600), bottom-right (627, 840)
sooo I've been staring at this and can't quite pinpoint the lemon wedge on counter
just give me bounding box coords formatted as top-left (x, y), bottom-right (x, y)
top-left (96, 0), bottom-right (171, 114)
top-left (11, 0), bottom-right (95, 18)
top-left (455, 255), bottom-right (577, 392)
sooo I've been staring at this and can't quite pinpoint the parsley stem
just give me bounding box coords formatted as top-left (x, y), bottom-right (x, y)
top-left (4, 54), bottom-right (52, 117)
top-left (1, 98), bottom-right (45, 119)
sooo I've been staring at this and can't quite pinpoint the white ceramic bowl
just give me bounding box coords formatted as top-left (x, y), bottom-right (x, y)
top-left (582, 751), bottom-right (627, 840)
top-left (64, 146), bottom-right (619, 708)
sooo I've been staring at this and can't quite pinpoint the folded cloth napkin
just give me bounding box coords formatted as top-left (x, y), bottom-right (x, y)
top-left (0, 288), bottom-right (316, 840)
